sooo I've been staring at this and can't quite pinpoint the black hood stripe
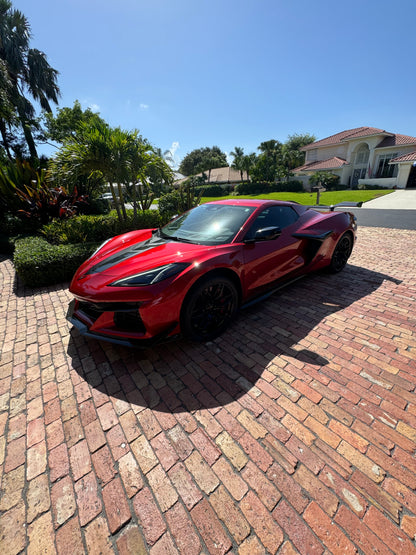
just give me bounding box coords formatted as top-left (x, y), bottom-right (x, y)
top-left (85, 234), bottom-right (167, 276)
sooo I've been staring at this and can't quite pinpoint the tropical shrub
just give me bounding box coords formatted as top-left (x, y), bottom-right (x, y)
top-left (158, 191), bottom-right (182, 220)
top-left (159, 181), bottom-right (204, 219)
top-left (309, 172), bottom-right (340, 190)
top-left (13, 236), bottom-right (98, 287)
top-left (16, 184), bottom-right (88, 225)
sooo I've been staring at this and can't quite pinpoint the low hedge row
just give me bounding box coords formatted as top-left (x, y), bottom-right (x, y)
top-left (234, 180), bottom-right (304, 195)
top-left (14, 236), bottom-right (98, 287)
top-left (194, 184), bottom-right (234, 196)
top-left (41, 209), bottom-right (162, 245)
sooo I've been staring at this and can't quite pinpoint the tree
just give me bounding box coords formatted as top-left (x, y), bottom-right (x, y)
top-left (43, 100), bottom-right (106, 144)
top-left (230, 146), bottom-right (245, 181)
top-left (178, 146), bottom-right (227, 177)
top-left (0, 0), bottom-right (60, 161)
top-left (241, 153), bottom-right (257, 182)
top-left (49, 121), bottom-right (174, 224)
top-left (283, 133), bottom-right (316, 175)
top-left (251, 140), bottom-right (283, 182)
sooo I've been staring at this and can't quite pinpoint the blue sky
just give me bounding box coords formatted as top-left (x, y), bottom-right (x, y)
top-left (15, 0), bottom-right (416, 166)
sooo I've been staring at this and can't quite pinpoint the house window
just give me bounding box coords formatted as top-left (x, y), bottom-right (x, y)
top-left (355, 146), bottom-right (369, 165)
top-left (376, 153), bottom-right (398, 178)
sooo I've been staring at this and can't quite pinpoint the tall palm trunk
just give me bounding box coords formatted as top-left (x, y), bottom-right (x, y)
top-left (0, 120), bottom-right (13, 160)
top-left (117, 182), bottom-right (127, 222)
top-left (109, 181), bottom-right (122, 221)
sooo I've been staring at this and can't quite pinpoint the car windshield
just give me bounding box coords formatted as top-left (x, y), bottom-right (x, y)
top-left (160, 204), bottom-right (256, 245)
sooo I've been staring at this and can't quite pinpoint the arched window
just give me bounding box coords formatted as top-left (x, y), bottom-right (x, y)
top-left (351, 144), bottom-right (370, 186)
top-left (355, 144), bottom-right (369, 166)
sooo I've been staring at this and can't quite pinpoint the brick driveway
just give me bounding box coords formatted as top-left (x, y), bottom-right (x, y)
top-left (1, 226), bottom-right (416, 554)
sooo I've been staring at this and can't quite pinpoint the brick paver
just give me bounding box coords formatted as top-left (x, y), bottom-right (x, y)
top-left (1, 226), bottom-right (416, 554)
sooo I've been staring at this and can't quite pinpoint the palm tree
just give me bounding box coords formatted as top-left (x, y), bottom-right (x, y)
top-left (230, 146), bottom-right (246, 182)
top-left (242, 153), bottom-right (256, 182)
top-left (0, 0), bottom-right (60, 160)
top-left (49, 121), bottom-right (174, 224)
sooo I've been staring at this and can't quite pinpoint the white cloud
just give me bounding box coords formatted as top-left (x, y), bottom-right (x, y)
top-left (140, 103), bottom-right (149, 110)
top-left (89, 103), bottom-right (100, 112)
top-left (165, 141), bottom-right (180, 168)
top-left (170, 141), bottom-right (179, 156)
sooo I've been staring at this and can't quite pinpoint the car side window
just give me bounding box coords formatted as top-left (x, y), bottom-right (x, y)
top-left (245, 206), bottom-right (298, 240)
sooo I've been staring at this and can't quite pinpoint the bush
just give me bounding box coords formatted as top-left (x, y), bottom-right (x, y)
top-left (234, 182), bottom-right (273, 195)
top-left (195, 184), bottom-right (233, 197)
top-left (309, 172), bottom-right (340, 190)
top-left (41, 210), bottom-right (162, 245)
top-left (271, 180), bottom-right (304, 193)
top-left (13, 236), bottom-right (98, 287)
top-left (79, 197), bottom-right (111, 215)
top-left (158, 191), bottom-right (182, 220)
top-left (357, 183), bottom-right (387, 190)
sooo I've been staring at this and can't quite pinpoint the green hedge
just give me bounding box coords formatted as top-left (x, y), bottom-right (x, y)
top-left (234, 180), bottom-right (304, 195)
top-left (13, 236), bottom-right (98, 287)
top-left (195, 184), bottom-right (234, 197)
top-left (41, 210), bottom-right (162, 245)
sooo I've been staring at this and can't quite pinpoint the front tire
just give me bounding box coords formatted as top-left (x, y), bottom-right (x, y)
top-left (328, 233), bottom-right (353, 273)
top-left (181, 275), bottom-right (239, 342)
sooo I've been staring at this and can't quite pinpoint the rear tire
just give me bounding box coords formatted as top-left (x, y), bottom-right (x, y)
top-left (181, 275), bottom-right (239, 342)
top-left (328, 233), bottom-right (353, 273)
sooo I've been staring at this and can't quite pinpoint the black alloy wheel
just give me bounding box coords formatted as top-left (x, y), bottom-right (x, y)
top-left (329, 233), bottom-right (353, 273)
top-left (181, 276), bottom-right (239, 342)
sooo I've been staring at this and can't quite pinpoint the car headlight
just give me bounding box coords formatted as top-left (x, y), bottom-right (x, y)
top-left (109, 263), bottom-right (190, 287)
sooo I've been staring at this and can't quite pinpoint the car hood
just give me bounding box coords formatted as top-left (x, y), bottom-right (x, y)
top-left (78, 230), bottom-right (220, 280)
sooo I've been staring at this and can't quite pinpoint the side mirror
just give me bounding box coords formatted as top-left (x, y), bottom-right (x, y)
top-left (245, 226), bottom-right (282, 243)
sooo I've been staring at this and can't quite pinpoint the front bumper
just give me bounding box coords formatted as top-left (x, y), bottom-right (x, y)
top-left (66, 299), bottom-right (178, 348)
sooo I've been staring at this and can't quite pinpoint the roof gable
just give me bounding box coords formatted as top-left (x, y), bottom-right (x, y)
top-left (301, 127), bottom-right (391, 150)
top-left (294, 157), bottom-right (348, 172)
top-left (376, 134), bottom-right (416, 148)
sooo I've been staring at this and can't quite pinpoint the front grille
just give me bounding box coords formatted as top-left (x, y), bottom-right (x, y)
top-left (78, 302), bottom-right (104, 322)
top-left (78, 301), bottom-right (143, 330)
top-left (113, 311), bottom-right (146, 333)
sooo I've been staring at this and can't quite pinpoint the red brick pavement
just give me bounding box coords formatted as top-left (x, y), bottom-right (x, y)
top-left (1, 226), bottom-right (416, 554)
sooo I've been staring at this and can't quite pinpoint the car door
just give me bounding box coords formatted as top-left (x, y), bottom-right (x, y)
top-left (242, 206), bottom-right (305, 296)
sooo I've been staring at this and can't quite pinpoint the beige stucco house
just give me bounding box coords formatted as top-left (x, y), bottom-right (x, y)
top-left (294, 127), bottom-right (416, 189)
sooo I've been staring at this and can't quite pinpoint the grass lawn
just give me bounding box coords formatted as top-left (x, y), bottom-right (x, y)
top-left (200, 189), bottom-right (394, 205)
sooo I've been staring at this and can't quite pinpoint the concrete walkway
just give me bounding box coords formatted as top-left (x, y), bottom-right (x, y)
top-left (1, 226), bottom-right (416, 553)
top-left (363, 188), bottom-right (416, 209)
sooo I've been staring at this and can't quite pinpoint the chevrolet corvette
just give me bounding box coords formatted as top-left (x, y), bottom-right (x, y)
top-left (67, 199), bottom-right (359, 346)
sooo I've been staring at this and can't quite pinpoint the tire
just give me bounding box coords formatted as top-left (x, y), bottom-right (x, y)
top-left (181, 275), bottom-right (239, 342)
top-left (328, 233), bottom-right (353, 273)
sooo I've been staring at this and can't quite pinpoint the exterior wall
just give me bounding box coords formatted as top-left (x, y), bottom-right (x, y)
top-left (305, 144), bottom-right (348, 162)
top-left (358, 162), bottom-right (412, 189)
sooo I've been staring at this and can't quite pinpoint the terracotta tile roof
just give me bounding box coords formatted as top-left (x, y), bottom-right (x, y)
top-left (390, 150), bottom-right (416, 163)
top-left (301, 127), bottom-right (390, 150)
top-left (175, 166), bottom-right (247, 185)
top-left (376, 134), bottom-right (416, 148)
top-left (294, 157), bottom-right (348, 172)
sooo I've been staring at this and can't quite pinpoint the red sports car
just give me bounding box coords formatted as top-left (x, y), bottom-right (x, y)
top-left (67, 199), bottom-right (359, 346)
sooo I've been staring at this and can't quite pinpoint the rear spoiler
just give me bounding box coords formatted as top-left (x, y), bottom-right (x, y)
top-left (307, 202), bottom-right (363, 212)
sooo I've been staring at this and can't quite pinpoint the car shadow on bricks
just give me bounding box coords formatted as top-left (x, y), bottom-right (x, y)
top-left (66, 264), bottom-right (402, 413)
